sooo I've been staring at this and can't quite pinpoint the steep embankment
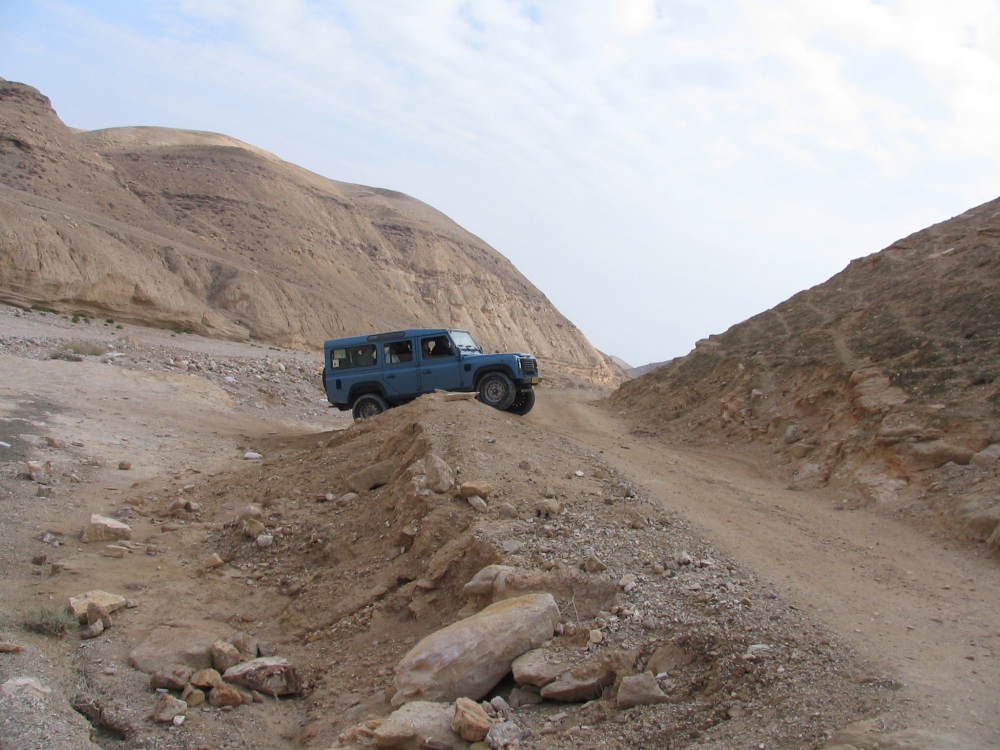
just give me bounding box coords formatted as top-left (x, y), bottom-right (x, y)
top-left (608, 198), bottom-right (1000, 547)
top-left (0, 77), bottom-right (618, 384)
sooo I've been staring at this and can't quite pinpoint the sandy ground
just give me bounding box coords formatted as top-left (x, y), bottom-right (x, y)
top-left (0, 308), bottom-right (996, 748)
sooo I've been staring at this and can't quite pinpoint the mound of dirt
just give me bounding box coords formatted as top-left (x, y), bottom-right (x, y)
top-left (0, 78), bottom-right (618, 385)
top-left (123, 395), bottom-right (898, 749)
top-left (607, 196), bottom-right (1000, 548)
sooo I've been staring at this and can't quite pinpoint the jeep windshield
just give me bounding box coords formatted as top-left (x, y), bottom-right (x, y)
top-left (450, 330), bottom-right (481, 354)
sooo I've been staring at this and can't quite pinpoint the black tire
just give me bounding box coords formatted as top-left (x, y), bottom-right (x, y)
top-left (507, 389), bottom-right (535, 416)
top-left (352, 393), bottom-right (388, 420)
top-left (477, 372), bottom-right (517, 410)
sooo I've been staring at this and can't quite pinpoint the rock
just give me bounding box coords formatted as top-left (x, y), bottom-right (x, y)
top-left (205, 552), bottom-right (225, 569)
top-left (0, 642), bottom-right (25, 653)
top-left (208, 683), bottom-right (244, 708)
top-left (829, 717), bottom-right (969, 750)
top-left (616, 672), bottom-right (668, 709)
top-left (497, 503), bottom-right (517, 519)
top-left (618, 573), bottom-right (638, 589)
top-left (392, 593), bottom-right (560, 705)
top-left (1, 677), bottom-right (51, 698)
top-left (589, 629), bottom-right (604, 644)
top-left (424, 454), bottom-right (454, 493)
top-left (535, 499), bottom-right (563, 517)
top-left (971, 443), bottom-right (1000, 468)
top-left (181, 684), bottom-right (206, 707)
top-left (460, 482), bottom-right (493, 500)
top-left (241, 517), bottom-right (266, 538)
top-left (266, 361), bottom-right (284, 373)
top-left (489, 696), bottom-right (510, 713)
top-left (27, 460), bottom-right (50, 483)
top-left (675, 551), bottom-right (693, 566)
top-left (211, 640), bottom-right (242, 672)
top-left (451, 697), bottom-right (493, 741)
top-left (36, 485), bottom-right (52, 498)
top-left (467, 495), bottom-right (488, 513)
top-left (150, 665), bottom-right (194, 691)
top-left (462, 565), bottom-right (515, 598)
top-left (485, 721), bottom-right (525, 750)
top-left (583, 555), bottom-right (607, 573)
top-left (86, 602), bottom-right (112, 628)
top-left (80, 514), bottom-right (132, 543)
top-left (243, 451), bottom-right (262, 460)
top-left (103, 545), bottom-right (128, 558)
top-left (374, 701), bottom-right (469, 750)
top-left (228, 632), bottom-right (260, 660)
top-left (80, 620), bottom-right (105, 639)
top-left (151, 693), bottom-right (187, 722)
top-left (347, 459), bottom-right (398, 493)
top-left (68, 590), bottom-right (127, 622)
top-left (189, 668), bottom-right (223, 689)
top-left (71, 693), bottom-right (135, 738)
top-left (512, 650), bottom-right (565, 687)
top-left (540, 662), bottom-right (616, 702)
top-left (908, 440), bottom-right (974, 467)
top-left (237, 505), bottom-right (262, 523)
top-left (223, 656), bottom-right (301, 696)
top-left (257, 641), bottom-right (277, 657)
top-left (129, 624), bottom-right (227, 673)
top-left (508, 686), bottom-right (543, 708)
top-left (335, 492), bottom-right (358, 507)
top-left (256, 534), bottom-right (273, 548)
top-left (542, 487), bottom-right (556, 499)
top-left (118, 461), bottom-right (132, 471)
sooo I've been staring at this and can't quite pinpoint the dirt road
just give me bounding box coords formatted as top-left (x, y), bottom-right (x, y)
top-left (529, 389), bottom-right (1000, 748)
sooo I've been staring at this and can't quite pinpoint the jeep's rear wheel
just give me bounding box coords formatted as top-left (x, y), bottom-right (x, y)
top-left (352, 393), bottom-right (388, 420)
top-left (507, 389), bottom-right (535, 416)
top-left (477, 372), bottom-right (517, 410)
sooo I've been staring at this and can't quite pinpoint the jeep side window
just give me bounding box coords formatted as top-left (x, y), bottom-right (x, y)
top-left (384, 340), bottom-right (414, 364)
top-left (331, 344), bottom-right (377, 369)
top-left (421, 335), bottom-right (455, 359)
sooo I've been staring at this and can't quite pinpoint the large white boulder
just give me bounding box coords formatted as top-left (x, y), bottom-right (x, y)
top-left (391, 593), bottom-right (559, 706)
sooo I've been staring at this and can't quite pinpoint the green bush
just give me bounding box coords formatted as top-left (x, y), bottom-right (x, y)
top-left (53, 340), bottom-right (109, 357)
top-left (22, 605), bottom-right (76, 637)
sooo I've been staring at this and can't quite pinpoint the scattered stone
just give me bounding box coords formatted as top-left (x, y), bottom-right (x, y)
top-left (540, 662), bottom-right (616, 702)
top-left (118, 460), bottom-right (132, 470)
top-left (242, 517), bottom-right (266, 538)
top-left (31, 554), bottom-right (47, 565)
top-left (80, 619), bottom-right (104, 639)
top-left (617, 672), bottom-right (669, 709)
top-left (205, 552), bottom-right (226, 569)
top-left (71, 694), bottom-right (134, 739)
top-left (223, 656), bottom-right (301, 696)
top-left (589, 629), bottom-right (604, 644)
top-left (347, 460), bottom-right (397, 493)
top-left (2, 677), bottom-right (51, 698)
top-left (485, 720), bottom-right (526, 750)
top-left (467, 495), bottom-right (488, 513)
top-left (211, 640), bottom-right (242, 672)
top-left (103, 545), bottom-right (128, 558)
top-left (462, 565), bottom-right (515, 598)
top-left (618, 573), bottom-right (638, 589)
top-left (424, 454), bottom-right (454, 493)
top-left (908, 440), bottom-right (974, 467)
top-left (68, 590), bottom-right (127, 622)
top-left (583, 555), bottom-right (607, 573)
top-left (86, 602), bottom-right (112, 629)
top-left (392, 593), bottom-right (560, 705)
top-left (257, 641), bottom-right (277, 657)
top-left (443, 391), bottom-right (477, 401)
top-left (36, 485), bottom-right (52, 498)
top-left (129, 624), bottom-right (227, 673)
top-left (0, 642), bottom-right (25, 653)
top-left (535, 499), bottom-right (563, 517)
top-left (489, 696), bottom-right (510, 713)
top-left (542, 487), bottom-right (557, 499)
top-left (256, 533), bottom-right (273, 548)
top-left (150, 665), bottom-right (194, 691)
top-left (675, 551), bottom-right (693, 566)
top-left (80, 514), bottom-right (132, 543)
top-left (374, 701), bottom-right (466, 750)
top-left (189, 668), bottom-right (223, 689)
top-left (228, 632), bottom-right (260, 660)
top-left (508, 686), bottom-right (543, 708)
top-left (27, 460), bottom-right (50, 483)
top-left (152, 693), bottom-right (187, 723)
top-left (451, 697), bottom-right (494, 741)
top-left (498, 503), bottom-right (517, 519)
top-left (237, 505), bottom-right (262, 523)
top-left (971, 443), bottom-right (1000, 468)
top-left (460, 481), bottom-right (493, 500)
top-left (511, 649), bottom-right (565, 687)
top-left (208, 683), bottom-right (244, 707)
top-left (335, 492), bottom-right (358, 507)
top-left (243, 451), bottom-right (262, 460)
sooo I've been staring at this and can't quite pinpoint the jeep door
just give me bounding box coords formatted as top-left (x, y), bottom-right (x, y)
top-left (382, 339), bottom-right (420, 398)
top-left (418, 334), bottom-right (465, 392)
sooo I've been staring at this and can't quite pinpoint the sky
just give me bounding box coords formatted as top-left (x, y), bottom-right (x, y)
top-left (2, 1), bottom-right (1000, 366)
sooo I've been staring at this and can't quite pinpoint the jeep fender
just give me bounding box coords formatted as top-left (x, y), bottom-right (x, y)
top-left (473, 365), bottom-right (517, 389)
top-left (347, 382), bottom-right (390, 404)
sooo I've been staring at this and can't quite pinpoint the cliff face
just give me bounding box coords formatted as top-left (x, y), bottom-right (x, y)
top-left (607, 197), bottom-right (1000, 546)
top-left (0, 78), bottom-right (618, 384)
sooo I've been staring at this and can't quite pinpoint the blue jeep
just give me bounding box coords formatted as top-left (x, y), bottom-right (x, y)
top-left (323, 328), bottom-right (540, 419)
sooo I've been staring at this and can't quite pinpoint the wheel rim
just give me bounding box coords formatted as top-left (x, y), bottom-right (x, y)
top-left (483, 379), bottom-right (507, 404)
top-left (359, 400), bottom-right (381, 418)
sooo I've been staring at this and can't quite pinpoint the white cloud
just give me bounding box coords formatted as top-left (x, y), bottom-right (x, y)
top-left (2, 0), bottom-right (1000, 363)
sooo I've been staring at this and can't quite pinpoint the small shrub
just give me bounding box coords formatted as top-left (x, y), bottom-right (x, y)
top-left (115, 324), bottom-right (123, 329)
top-left (22, 605), bottom-right (75, 637)
top-left (105, 318), bottom-right (114, 324)
top-left (71, 314), bottom-right (80, 323)
top-left (54, 340), bottom-right (109, 357)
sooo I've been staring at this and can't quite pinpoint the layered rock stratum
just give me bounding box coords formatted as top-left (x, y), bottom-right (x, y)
top-left (0, 76), bottom-right (618, 384)
top-left (608, 197), bottom-right (1000, 545)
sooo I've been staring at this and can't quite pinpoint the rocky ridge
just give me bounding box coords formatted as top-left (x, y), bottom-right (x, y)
top-left (608, 196), bottom-right (1000, 550)
top-left (0, 77), bottom-right (619, 385)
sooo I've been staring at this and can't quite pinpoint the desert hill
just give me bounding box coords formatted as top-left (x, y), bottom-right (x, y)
top-left (608, 196), bottom-right (1000, 547)
top-left (0, 76), bottom-right (618, 384)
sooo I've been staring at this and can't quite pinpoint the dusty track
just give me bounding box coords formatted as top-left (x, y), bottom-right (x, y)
top-left (528, 389), bottom-right (1000, 747)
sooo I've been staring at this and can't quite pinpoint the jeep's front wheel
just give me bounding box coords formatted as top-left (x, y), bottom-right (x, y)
top-left (352, 393), bottom-right (388, 420)
top-left (507, 389), bottom-right (535, 416)
top-left (477, 372), bottom-right (517, 410)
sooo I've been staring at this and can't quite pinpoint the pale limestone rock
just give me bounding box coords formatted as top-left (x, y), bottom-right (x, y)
top-left (181, 684), bottom-right (205, 707)
top-left (451, 697), bottom-right (493, 742)
top-left (462, 565), bottom-right (514, 598)
top-left (971, 444), bottom-right (1000, 468)
top-left (908, 440), bottom-right (974, 467)
top-left (374, 701), bottom-right (469, 750)
top-left (347, 460), bottom-right (397, 493)
top-left (511, 649), bottom-right (565, 688)
top-left (189, 668), bottom-right (223, 689)
top-left (211, 640), bottom-right (241, 672)
top-left (467, 496), bottom-right (488, 513)
top-left (80, 514), bottom-right (132, 543)
top-left (485, 721), bottom-right (525, 750)
top-left (208, 683), bottom-right (243, 707)
top-left (540, 662), bottom-right (616, 702)
top-left (460, 481), bottom-right (492, 500)
top-left (392, 594), bottom-right (560, 705)
top-left (616, 672), bottom-right (668, 709)
top-left (241, 518), bottom-right (266, 538)
top-left (152, 694), bottom-right (187, 723)
top-left (129, 624), bottom-right (227, 673)
top-left (68, 590), bottom-right (126, 623)
top-left (424, 454), bottom-right (453, 493)
top-left (223, 657), bottom-right (301, 696)
top-left (103, 545), bottom-right (128, 558)
top-left (150, 665), bottom-right (193, 691)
